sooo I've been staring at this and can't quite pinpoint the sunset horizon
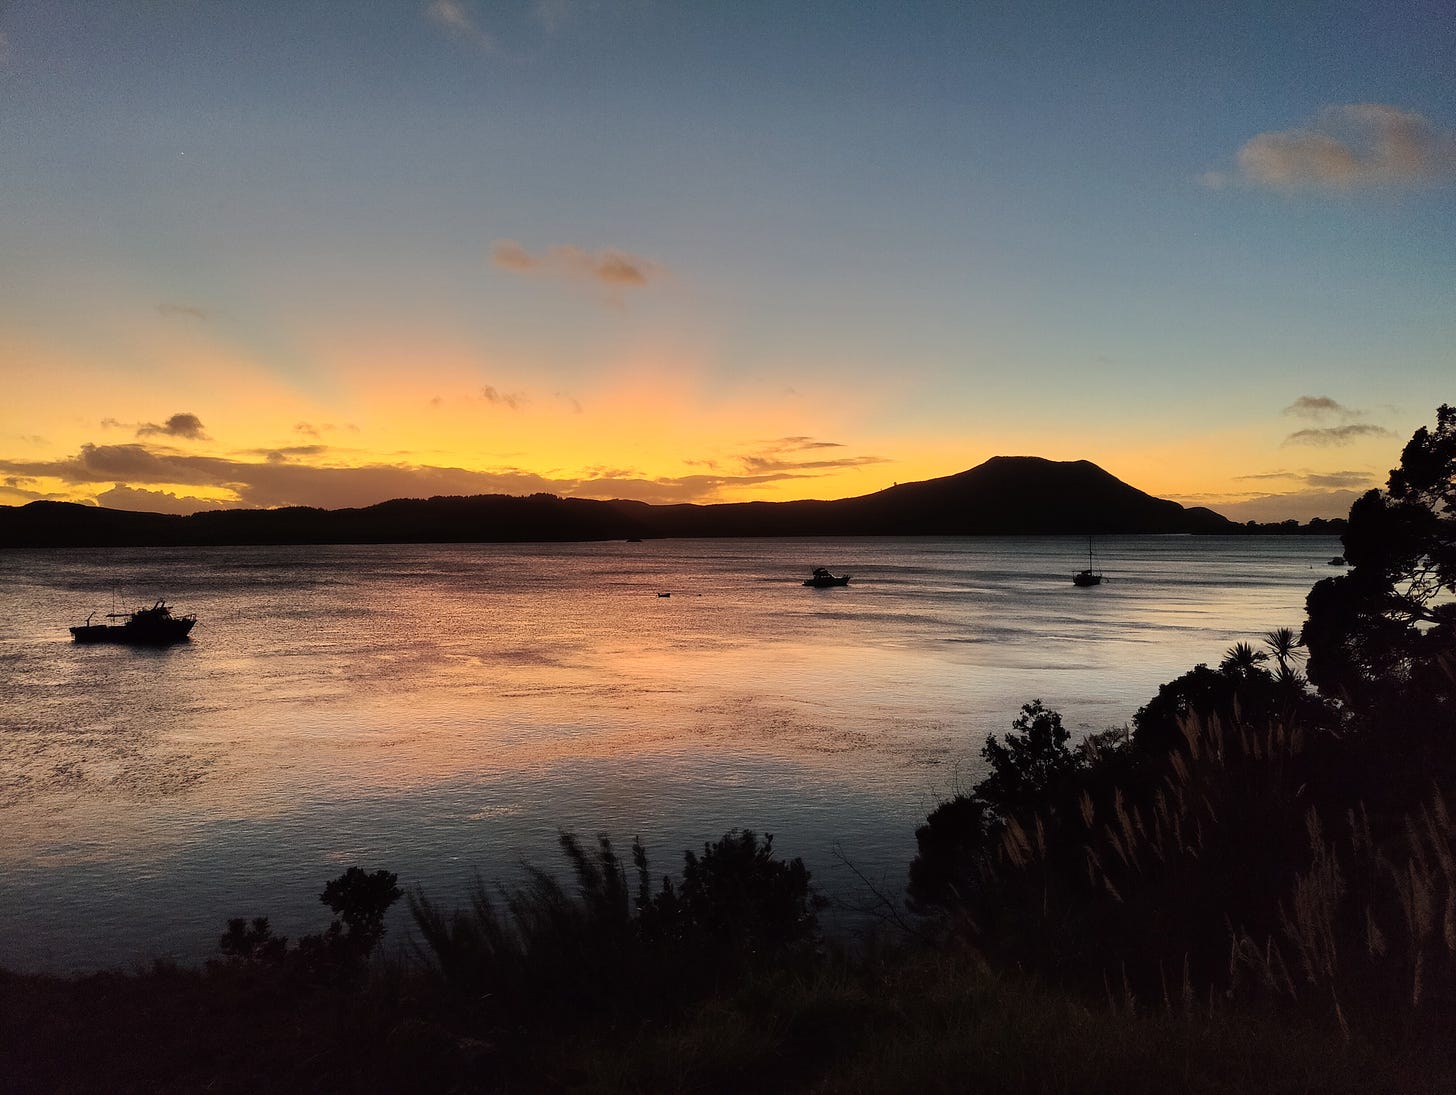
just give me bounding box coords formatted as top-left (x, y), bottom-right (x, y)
top-left (6, 6), bottom-right (1456, 1085)
top-left (3, 4), bottom-right (1451, 526)
top-left (2, 436), bottom-right (1354, 525)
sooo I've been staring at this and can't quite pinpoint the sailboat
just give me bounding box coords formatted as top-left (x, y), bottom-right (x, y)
top-left (1072, 537), bottom-right (1103, 587)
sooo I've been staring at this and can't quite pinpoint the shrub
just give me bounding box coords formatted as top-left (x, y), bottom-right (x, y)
top-left (216, 867), bottom-right (401, 984)
top-left (408, 829), bottom-right (823, 1025)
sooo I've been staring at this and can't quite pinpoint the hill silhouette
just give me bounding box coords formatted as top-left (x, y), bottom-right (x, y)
top-left (0, 456), bottom-right (1232, 547)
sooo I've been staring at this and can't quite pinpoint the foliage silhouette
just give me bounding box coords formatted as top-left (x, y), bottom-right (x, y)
top-left (908, 408), bottom-right (1456, 1036)
top-left (217, 867), bottom-right (400, 984)
top-left (1305, 403), bottom-right (1456, 721)
top-left (218, 916), bottom-right (287, 964)
top-left (408, 829), bottom-right (823, 1025)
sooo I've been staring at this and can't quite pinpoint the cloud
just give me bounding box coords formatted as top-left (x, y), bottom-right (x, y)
top-left (491, 240), bottom-right (535, 272)
top-left (247, 445), bottom-right (330, 464)
top-left (426, 0), bottom-right (497, 52)
top-left (1277, 397), bottom-right (1394, 448)
top-left (0, 437), bottom-right (886, 513)
top-left (735, 437), bottom-right (884, 475)
top-left (1222, 104), bottom-right (1456, 192)
top-left (1283, 395), bottom-right (1348, 419)
top-left (492, 240), bottom-right (659, 296)
top-left (771, 436), bottom-right (845, 451)
top-left (1235, 468), bottom-right (1377, 491)
top-left (1282, 424), bottom-right (1394, 447)
top-left (1234, 470), bottom-right (1300, 482)
top-left (94, 485), bottom-right (230, 515)
top-left (1209, 488), bottom-right (1366, 524)
top-left (136, 413), bottom-right (209, 440)
top-left (294, 422), bottom-right (321, 438)
top-left (1305, 470), bottom-right (1377, 489)
top-left (157, 302), bottom-right (207, 322)
top-left (481, 385), bottom-right (527, 410)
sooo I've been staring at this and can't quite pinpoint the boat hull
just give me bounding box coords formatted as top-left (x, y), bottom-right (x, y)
top-left (70, 618), bottom-right (195, 645)
top-left (1072, 571), bottom-right (1103, 587)
top-left (803, 576), bottom-right (851, 587)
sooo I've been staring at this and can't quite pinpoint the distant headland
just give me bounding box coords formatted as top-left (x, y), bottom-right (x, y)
top-left (0, 456), bottom-right (1341, 548)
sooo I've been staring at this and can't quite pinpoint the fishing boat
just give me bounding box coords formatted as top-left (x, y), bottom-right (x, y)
top-left (804, 567), bottom-right (851, 588)
top-left (70, 600), bottom-right (196, 645)
top-left (1072, 537), bottom-right (1103, 587)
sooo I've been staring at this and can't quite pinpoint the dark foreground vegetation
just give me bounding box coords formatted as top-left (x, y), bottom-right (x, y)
top-left (3, 407), bottom-right (1453, 1092)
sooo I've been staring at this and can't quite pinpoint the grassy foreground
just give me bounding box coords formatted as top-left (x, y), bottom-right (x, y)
top-left (2, 944), bottom-right (1446, 1094)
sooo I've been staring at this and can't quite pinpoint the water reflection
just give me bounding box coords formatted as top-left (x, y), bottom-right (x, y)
top-left (0, 535), bottom-right (1337, 970)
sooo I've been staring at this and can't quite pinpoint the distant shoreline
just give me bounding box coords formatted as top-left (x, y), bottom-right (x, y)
top-left (2, 455), bottom-right (1349, 548)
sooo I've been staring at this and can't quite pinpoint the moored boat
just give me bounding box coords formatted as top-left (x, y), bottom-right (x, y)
top-left (804, 567), bottom-right (851, 588)
top-left (1072, 536), bottom-right (1104, 586)
top-left (71, 600), bottom-right (196, 645)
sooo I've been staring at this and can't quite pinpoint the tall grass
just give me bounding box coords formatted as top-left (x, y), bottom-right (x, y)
top-left (407, 829), bottom-right (822, 1025)
top-left (936, 697), bottom-right (1456, 1037)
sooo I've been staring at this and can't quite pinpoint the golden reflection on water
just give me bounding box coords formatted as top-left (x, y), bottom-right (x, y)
top-left (0, 536), bottom-right (1339, 969)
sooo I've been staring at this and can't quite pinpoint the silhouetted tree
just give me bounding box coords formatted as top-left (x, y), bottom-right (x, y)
top-left (1220, 641), bottom-right (1268, 676)
top-left (319, 866), bottom-right (402, 959)
top-left (908, 794), bottom-right (995, 915)
top-left (975, 700), bottom-right (1080, 818)
top-left (1304, 404), bottom-right (1456, 721)
top-left (909, 701), bottom-right (1083, 914)
top-left (218, 916), bottom-right (287, 963)
top-left (1263, 626), bottom-right (1304, 684)
top-left (217, 867), bottom-right (400, 983)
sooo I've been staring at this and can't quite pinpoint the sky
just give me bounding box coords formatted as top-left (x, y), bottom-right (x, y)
top-left (1, 1), bottom-right (1452, 522)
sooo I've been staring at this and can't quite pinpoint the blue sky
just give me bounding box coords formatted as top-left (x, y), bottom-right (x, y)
top-left (1, 1), bottom-right (1452, 518)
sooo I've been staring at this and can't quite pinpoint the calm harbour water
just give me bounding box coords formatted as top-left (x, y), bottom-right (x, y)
top-left (0, 535), bottom-right (1338, 972)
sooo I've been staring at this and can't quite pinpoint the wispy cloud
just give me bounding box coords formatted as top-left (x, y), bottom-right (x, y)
top-left (426, 0), bottom-right (498, 52)
top-left (1234, 470), bottom-right (1300, 482)
top-left (1235, 468), bottom-right (1376, 490)
top-left (492, 240), bottom-right (660, 302)
top-left (95, 485), bottom-right (230, 515)
top-left (1207, 104), bottom-right (1456, 192)
top-left (1276, 395), bottom-right (1394, 448)
top-left (481, 385), bottom-right (527, 410)
top-left (1305, 470), bottom-right (1377, 489)
top-left (245, 445), bottom-right (331, 464)
top-left (0, 436), bottom-right (885, 512)
top-left (1282, 424), bottom-right (1393, 447)
top-left (136, 413), bottom-right (209, 441)
top-left (157, 302), bottom-right (208, 322)
top-left (1282, 395), bottom-right (1349, 419)
top-left (1203, 487), bottom-right (1367, 523)
top-left (771, 436), bottom-right (846, 451)
top-left (735, 436), bottom-right (883, 476)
